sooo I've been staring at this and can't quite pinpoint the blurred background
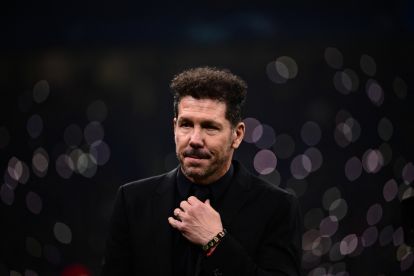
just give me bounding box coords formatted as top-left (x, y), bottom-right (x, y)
top-left (1, 0), bottom-right (414, 275)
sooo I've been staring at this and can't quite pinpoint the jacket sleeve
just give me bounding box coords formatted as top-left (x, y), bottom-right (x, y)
top-left (201, 194), bottom-right (303, 276)
top-left (101, 186), bottom-right (133, 276)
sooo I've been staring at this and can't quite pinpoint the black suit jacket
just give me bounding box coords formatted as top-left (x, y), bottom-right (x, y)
top-left (102, 161), bottom-right (302, 276)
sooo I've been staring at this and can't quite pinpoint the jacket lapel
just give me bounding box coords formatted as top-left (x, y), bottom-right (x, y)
top-left (151, 168), bottom-right (177, 276)
top-left (216, 162), bottom-right (252, 234)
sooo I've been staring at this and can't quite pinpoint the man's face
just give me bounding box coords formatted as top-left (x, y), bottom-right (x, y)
top-left (174, 96), bottom-right (245, 184)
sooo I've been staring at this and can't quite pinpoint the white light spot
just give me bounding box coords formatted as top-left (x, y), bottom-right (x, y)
top-left (243, 118), bottom-right (262, 143)
top-left (53, 222), bottom-right (72, 244)
top-left (254, 149), bottom-right (277, 175)
top-left (290, 154), bottom-right (312, 179)
top-left (32, 148), bottom-right (49, 177)
top-left (340, 234), bottom-right (358, 255)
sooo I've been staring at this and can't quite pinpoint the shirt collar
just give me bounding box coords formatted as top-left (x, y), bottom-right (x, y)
top-left (176, 164), bottom-right (234, 202)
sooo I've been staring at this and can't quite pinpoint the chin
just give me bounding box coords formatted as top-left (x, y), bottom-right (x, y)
top-left (182, 166), bottom-right (207, 178)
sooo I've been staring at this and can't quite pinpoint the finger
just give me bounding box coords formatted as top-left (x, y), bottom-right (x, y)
top-left (205, 199), bottom-right (211, 206)
top-left (187, 196), bottom-right (201, 205)
top-left (173, 208), bottom-right (183, 220)
top-left (179, 200), bottom-right (191, 211)
top-left (168, 217), bottom-right (183, 229)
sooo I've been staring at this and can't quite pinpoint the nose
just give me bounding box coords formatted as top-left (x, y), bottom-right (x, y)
top-left (189, 127), bottom-right (204, 148)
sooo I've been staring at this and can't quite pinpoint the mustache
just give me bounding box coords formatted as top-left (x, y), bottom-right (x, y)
top-left (183, 149), bottom-right (211, 159)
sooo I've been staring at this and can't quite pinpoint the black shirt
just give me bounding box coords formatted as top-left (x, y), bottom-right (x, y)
top-left (172, 165), bottom-right (234, 276)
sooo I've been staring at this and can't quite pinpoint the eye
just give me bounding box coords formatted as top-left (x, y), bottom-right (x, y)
top-left (179, 121), bottom-right (192, 128)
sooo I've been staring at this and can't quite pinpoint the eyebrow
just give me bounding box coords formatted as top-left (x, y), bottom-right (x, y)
top-left (177, 117), bottom-right (222, 128)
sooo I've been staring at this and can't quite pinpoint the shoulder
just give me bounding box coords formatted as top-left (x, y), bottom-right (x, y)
top-left (234, 160), bottom-right (298, 207)
top-left (119, 168), bottom-right (177, 196)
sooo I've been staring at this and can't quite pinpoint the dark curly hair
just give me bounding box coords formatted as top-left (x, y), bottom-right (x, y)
top-left (170, 67), bottom-right (247, 127)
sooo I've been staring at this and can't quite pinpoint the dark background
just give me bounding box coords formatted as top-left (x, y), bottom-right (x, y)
top-left (1, 1), bottom-right (414, 275)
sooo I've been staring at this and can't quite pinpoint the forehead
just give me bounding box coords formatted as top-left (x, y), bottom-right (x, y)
top-left (177, 96), bottom-right (227, 120)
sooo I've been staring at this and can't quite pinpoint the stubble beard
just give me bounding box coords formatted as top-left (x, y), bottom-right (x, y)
top-left (177, 152), bottom-right (230, 184)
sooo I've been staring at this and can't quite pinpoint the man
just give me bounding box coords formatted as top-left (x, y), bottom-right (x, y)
top-left (102, 67), bottom-right (302, 276)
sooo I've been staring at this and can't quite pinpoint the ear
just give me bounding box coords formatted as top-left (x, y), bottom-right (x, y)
top-left (173, 118), bottom-right (177, 135)
top-left (231, 122), bottom-right (245, 149)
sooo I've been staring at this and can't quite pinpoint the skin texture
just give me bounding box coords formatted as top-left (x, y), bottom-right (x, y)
top-left (168, 96), bottom-right (245, 245)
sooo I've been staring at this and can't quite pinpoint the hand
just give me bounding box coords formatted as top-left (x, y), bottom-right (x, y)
top-left (168, 196), bottom-right (223, 245)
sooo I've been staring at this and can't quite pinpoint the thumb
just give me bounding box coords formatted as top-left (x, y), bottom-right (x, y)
top-left (205, 199), bottom-right (211, 206)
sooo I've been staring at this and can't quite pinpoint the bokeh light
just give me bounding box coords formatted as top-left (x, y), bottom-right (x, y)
top-left (254, 124), bottom-right (275, 149)
top-left (360, 54), bottom-right (377, 76)
top-left (322, 187), bottom-right (341, 210)
top-left (334, 113), bottom-right (361, 148)
top-left (366, 79), bottom-right (384, 106)
top-left (26, 236), bottom-right (42, 258)
top-left (329, 242), bottom-right (344, 262)
top-left (333, 69), bottom-right (359, 94)
top-left (53, 222), bottom-right (72, 244)
top-left (320, 216), bottom-right (339, 237)
top-left (304, 147), bottom-right (323, 172)
top-left (26, 114), bottom-right (43, 139)
top-left (392, 227), bottom-right (404, 247)
top-left (89, 141), bottom-right (111, 166)
top-left (32, 148), bottom-right (49, 177)
top-left (361, 226), bottom-right (378, 247)
top-left (377, 117), bottom-right (393, 141)
top-left (302, 229), bottom-right (320, 251)
top-left (253, 149), bottom-right (277, 175)
top-left (300, 121), bottom-right (321, 146)
top-left (290, 154), bottom-right (312, 179)
top-left (84, 121), bottom-right (104, 145)
top-left (259, 169), bottom-right (281, 187)
top-left (393, 76), bottom-right (407, 99)
top-left (8, 157), bottom-right (23, 182)
top-left (324, 47), bottom-right (343, 69)
top-left (379, 225), bottom-right (394, 246)
top-left (366, 203), bottom-right (383, 225)
top-left (266, 56), bottom-right (298, 83)
top-left (340, 234), bottom-right (358, 255)
top-left (383, 179), bottom-right (398, 202)
top-left (276, 56), bottom-right (298, 80)
top-left (402, 162), bottom-right (414, 184)
top-left (61, 264), bottom-right (91, 276)
top-left (329, 198), bottom-right (348, 220)
top-left (26, 191), bottom-right (43, 215)
top-left (33, 80), bottom-right (50, 104)
top-left (243, 117), bottom-right (262, 143)
top-left (0, 183), bottom-right (14, 205)
top-left (379, 143), bottom-right (393, 166)
top-left (344, 156), bottom-right (363, 181)
top-left (362, 149), bottom-right (384, 174)
top-left (56, 154), bottom-right (74, 179)
top-left (312, 235), bottom-right (332, 257)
